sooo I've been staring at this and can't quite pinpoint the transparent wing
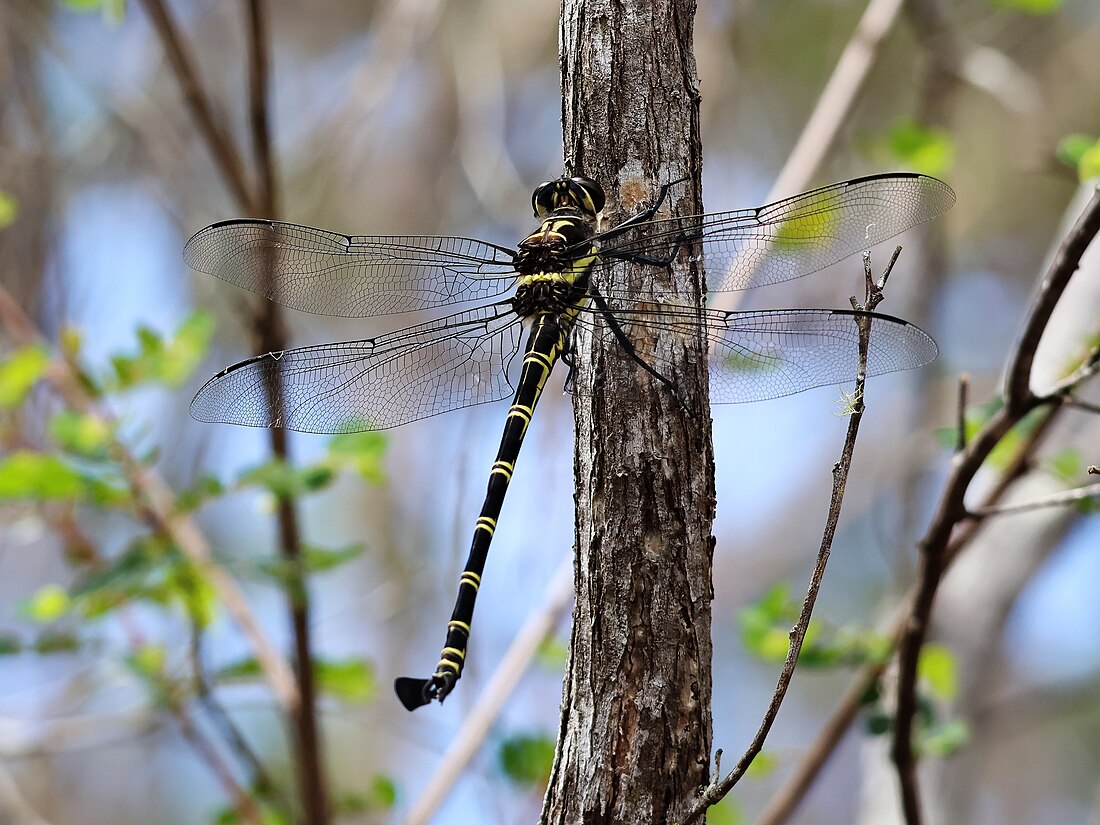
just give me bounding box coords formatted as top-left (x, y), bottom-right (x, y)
top-left (184, 220), bottom-right (518, 317)
top-left (574, 303), bottom-right (937, 403)
top-left (190, 302), bottom-right (524, 432)
top-left (594, 173), bottom-right (955, 294)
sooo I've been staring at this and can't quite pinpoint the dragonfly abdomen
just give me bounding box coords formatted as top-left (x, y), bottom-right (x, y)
top-left (394, 311), bottom-right (577, 710)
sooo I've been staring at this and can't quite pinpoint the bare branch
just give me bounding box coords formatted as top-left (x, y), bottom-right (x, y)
top-left (754, 407), bottom-right (1058, 825)
top-left (136, 0), bottom-right (256, 211)
top-left (893, 186), bottom-right (1100, 825)
top-left (955, 374), bottom-right (969, 453)
top-left (678, 250), bottom-right (897, 824)
top-left (967, 482), bottom-right (1100, 518)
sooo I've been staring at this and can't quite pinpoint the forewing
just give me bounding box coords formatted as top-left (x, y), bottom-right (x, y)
top-left (184, 220), bottom-right (518, 317)
top-left (594, 174), bottom-right (955, 294)
top-left (190, 302), bottom-right (524, 432)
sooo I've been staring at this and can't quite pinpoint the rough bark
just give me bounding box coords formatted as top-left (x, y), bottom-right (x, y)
top-left (541, 2), bottom-right (715, 822)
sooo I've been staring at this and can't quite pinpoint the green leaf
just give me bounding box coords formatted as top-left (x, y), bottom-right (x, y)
top-left (326, 431), bottom-right (387, 483)
top-left (165, 556), bottom-right (219, 628)
top-left (24, 584), bottom-right (71, 622)
top-left (217, 656), bottom-right (375, 703)
top-left (175, 475), bottom-right (225, 514)
top-left (302, 543), bottom-right (364, 573)
top-left (216, 657), bottom-right (264, 682)
top-left (866, 712), bottom-right (892, 736)
top-left (33, 630), bottom-right (81, 653)
top-left (0, 346), bottom-right (48, 407)
top-left (1079, 143), bottom-right (1100, 182)
top-left (212, 801), bottom-right (288, 825)
top-left (740, 584), bottom-right (797, 662)
top-left (499, 733), bottom-right (555, 788)
top-left (239, 459), bottom-right (334, 499)
top-left (1058, 134), bottom-right (1098, 172)
top-left (361, 776), bottom-right (398, 810)
top-left (884, 120), bottom-right (955, 177)
top-left (746, 750), bottom-right (778, 778)
top-left (918, 643), bottom-right (957, 701)
top-left (127, 643), bottom-right (166, 679)
top-left (48, 411), bottom-right (113, 457)
top-left (775, 192), bottom-right (841, 251)
top-left (110, 312), bottom-right (214, 390)
top-left (0, 190), bottom-right (18, 229)
top-left (708, 797), bottom-right (745, 825)
top-left (0, 633), bottom-right (22, 655)
top-left (0, 452), bottom-right (84, 500)
top-left (1047, 449), bottom-right (1082, 483)
top-left (238, 459), bottom-right (298, 498)
top-left (299, 464), bottom-right (336, 492)
top-left (315, 658), bottom-right (375, 703)
top-left (71, 538), bottom-right (165, 597)
top-left (919, 718), bottom-right (970, 757)
top-left (989, 0), bottom-right (1064, 13)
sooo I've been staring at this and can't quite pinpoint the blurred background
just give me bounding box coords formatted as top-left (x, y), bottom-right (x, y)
top-left (1, 0), bottom-right (1099, 823)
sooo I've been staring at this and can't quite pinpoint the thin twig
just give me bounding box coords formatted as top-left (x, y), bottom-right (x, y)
top-left (955, 374), bottom-right (969, 453)
top-left (175, 707), bottom-right (266, 825)
top-left (136, 0), bottom-right (256, 211)
top-left (245, 0), bottom-right (278, 218)
top-left (709, 0), bottom-right (907, 317)
top-left (1062, 395), bottom-right (1100, 415)
top-left (966, 482), bottom-right (1100, 518)
top-left (189, 622), bottom-right (292, 816)
top-left (892, 185), bottom-right (1100, 825)
top-left (754, 407), bottom-right (1059, 825)
top-left (240, 2), bottom-right (327, 822)
top-left (678, 250), bottom-right (898, 824)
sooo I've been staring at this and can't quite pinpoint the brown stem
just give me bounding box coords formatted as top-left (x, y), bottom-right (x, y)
top-left (755, 408), bottom-right (1059, 825)
top-left (136, 0), bottom-right (256, 211)
top-left (679, 251), bottom-right (897, 824)
top-left (892, 185), bottom-right (1100, 825)
top-left (241, 3), bottom-right (327, 822)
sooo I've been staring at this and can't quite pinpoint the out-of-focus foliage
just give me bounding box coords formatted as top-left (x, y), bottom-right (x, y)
top-left (1058, 134), bottom-right (1100, 181)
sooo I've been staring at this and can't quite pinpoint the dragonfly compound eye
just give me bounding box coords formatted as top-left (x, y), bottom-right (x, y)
top-left (531, 176), bottom-right (606, 218)
top-left (569, 176), bottom-right (605, 215)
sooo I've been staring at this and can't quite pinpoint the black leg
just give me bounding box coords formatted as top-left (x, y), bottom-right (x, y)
top-left (588, 286), bottom-right (691, 414)
top-left (596, 175), bottom-right (690, 243)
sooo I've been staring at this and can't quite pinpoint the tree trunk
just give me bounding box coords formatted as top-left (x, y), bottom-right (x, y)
top-left (541, 2), bottom-right (715, 822)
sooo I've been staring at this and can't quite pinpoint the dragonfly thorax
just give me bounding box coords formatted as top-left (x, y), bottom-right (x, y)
top-left (512, 276), bottom-right (582, 318)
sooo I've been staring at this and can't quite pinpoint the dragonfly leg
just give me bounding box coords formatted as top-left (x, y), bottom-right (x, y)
top-left (588, 286), bottom-right (691, 414)
top-left (595, 175), bottom-right (690, 242)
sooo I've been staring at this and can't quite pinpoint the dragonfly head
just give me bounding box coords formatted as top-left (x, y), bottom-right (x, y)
top-left (532, 176), bottom-right (605, 219)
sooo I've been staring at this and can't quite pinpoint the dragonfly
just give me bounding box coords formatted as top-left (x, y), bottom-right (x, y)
top-left (185, 171), bottom-right (954, 710)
